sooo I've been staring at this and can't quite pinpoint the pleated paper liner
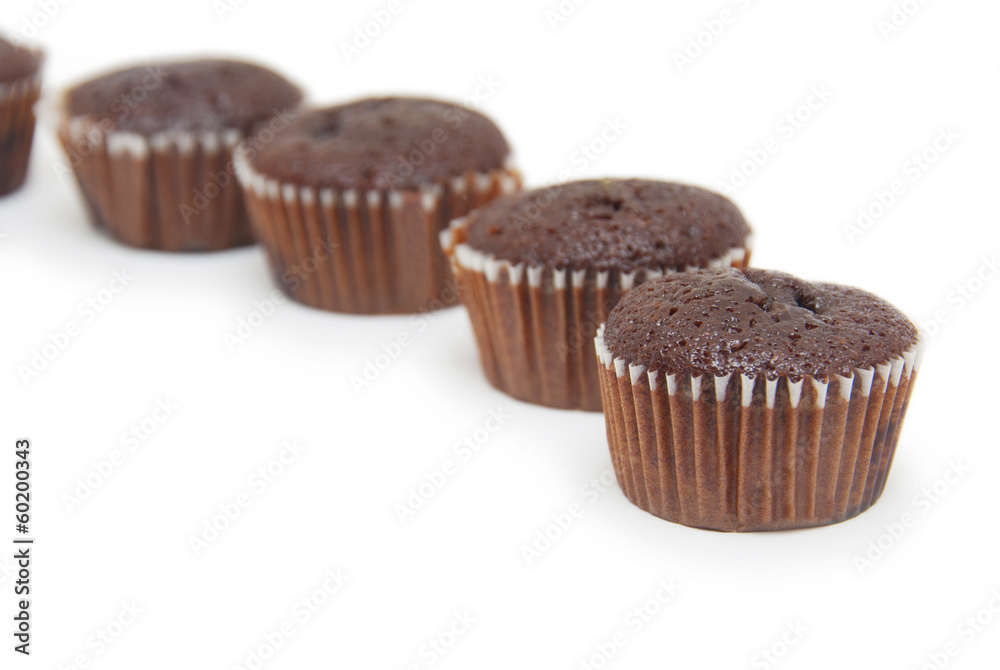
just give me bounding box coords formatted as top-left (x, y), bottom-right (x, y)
top-left (0, 71), bottom-right (42, 196)
top-left (595, 325), bottom-right (924, 531)
top-left (235, 143), bottom-right (521, 315)
top-left (55, 109), bottom-right (254, 251)
top-left (441, 217), bottom-right (751, 411)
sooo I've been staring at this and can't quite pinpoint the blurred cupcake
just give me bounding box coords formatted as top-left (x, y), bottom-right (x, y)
top-left (596, 268), bottom-right (924, 531)
top-left (234, 97), bottom-right (519, 314)
top-left (441, 179), bottom-right (751, 411)
top-left (57, 59), bottom-right (302, 251)
top-left (0, 35), bottom-right (43, 196)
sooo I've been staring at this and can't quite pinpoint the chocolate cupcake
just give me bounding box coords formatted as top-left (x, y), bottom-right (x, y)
top-left (595, 268), bottom-right (924, 531)
top-left (0, 36), bottom-right (43, 196)
top-left (57, 59), bottom-right (302, 251)
top-left (440, 179), bottom-right (752, 411)
top-left (234, 97), bottom-right (519, 314)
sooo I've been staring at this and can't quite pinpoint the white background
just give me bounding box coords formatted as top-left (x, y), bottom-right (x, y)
top-left (2, 0), bottom-right (999, 668)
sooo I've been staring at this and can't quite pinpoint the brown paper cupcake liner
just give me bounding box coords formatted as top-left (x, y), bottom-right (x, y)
top-left (441, 219), bottom-right (751, 411)
top-left (234, 143), bottom-right (521, 314)
top-left (0, 72), bottom-right (42, 196)
top-left (595, 325), bottom-right (924, 531)
top-left (56, 112), bottom-right (252, 251)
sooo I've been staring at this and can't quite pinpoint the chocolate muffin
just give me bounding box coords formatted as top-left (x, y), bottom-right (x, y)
top-left (235, 97), bottom-right (519, 314)
top-left (596, 267), bottom-right (923, 531)
top-left (440, 179), bottom-right (752, 411)
top-left (0, 36), bottom-right (43, 196)
top-left (57, 59), bottom-right (302, 251)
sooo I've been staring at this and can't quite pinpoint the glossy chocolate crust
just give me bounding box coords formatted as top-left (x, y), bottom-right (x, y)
top-left (249, 97), bottom-right (510, 191)
top-left (604, 267), bottom-right (918, 381)
top-left (0, 36), bottom-right (42, 83)
top-left (66, 59), bottom-right (302, 135)
top-left (463, 179), bottom-right (750, 272)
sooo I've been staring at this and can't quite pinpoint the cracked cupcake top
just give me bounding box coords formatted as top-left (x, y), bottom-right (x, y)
top-left (462, 179), bottom-right (750, 272)
top-left (249, 97), bottom-right (510, 191)
top-left (603, 267), bottom-right (917, 381)
top-left (66, 59), bottom-right (302, 135)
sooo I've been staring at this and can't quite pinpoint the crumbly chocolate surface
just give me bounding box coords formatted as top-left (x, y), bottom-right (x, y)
top-left (0, 36), bottom-right (42, 83)
top-left (463, 179), bottom-right (750, 272)
top-left (604, 267), bottom-right (918, 381)
top-left (249, 98), bottom-right (510, 191)
top-left (66, 59), bottom-right (302, 135)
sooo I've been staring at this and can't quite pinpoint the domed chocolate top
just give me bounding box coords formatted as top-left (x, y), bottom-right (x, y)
top-left (603, 267), bottom-right (917, 381)
top-left (249, 97), bottom-right (510, 190)
top-left (462, 179), bottom-right (749, 272)
top-left (66, 59), bottom-right (302, 135)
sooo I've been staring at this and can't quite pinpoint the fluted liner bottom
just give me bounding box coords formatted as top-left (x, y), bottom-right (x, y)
top-left (595, 326), bottom-right (924, 531)
top-left (442, 217), bottom-right (751, 411)
top-left (236, 144), bottom-right (521, 314)
top-left (57, 115), bottom-right (252, 251)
